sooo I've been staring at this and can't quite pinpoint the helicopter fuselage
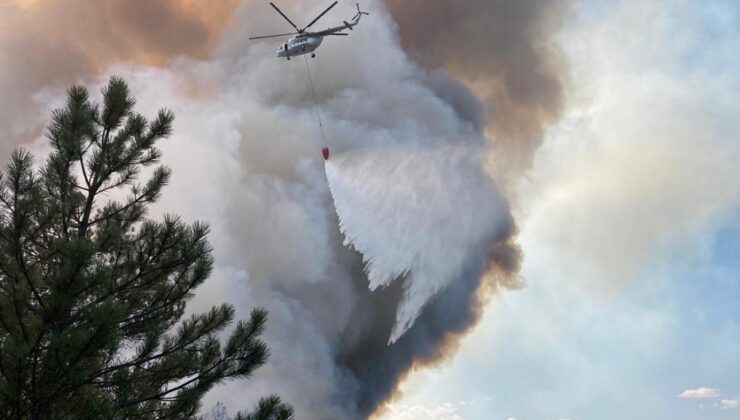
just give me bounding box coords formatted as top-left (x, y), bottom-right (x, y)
top-left (251, 2), bottom-right (368, 60)
top-left (277, 35), bottom-right (323, 59)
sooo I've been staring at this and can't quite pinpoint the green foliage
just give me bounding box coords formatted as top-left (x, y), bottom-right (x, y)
top-left (236, 395), bottom-right (295, 420)
top-left (203, 398), bottom-right (295, 420)
top-left (0, 78), bottom-right (290, 419)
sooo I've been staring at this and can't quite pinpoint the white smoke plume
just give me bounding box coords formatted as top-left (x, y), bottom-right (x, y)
top-left (325, 146), bottom-right (511, 343)
top-left (115, 4), bottom-right (524, 415)
top-left (0, 0), bottom-right (554, 418)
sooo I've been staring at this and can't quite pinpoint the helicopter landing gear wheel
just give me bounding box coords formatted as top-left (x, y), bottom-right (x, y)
top-left (287, 56), bottom-right (291, 61)
top-left (311, 53), bottom-right (316, 58)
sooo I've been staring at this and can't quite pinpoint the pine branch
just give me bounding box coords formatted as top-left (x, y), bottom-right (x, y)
top-left (0, 77), bottom-right (287, 418)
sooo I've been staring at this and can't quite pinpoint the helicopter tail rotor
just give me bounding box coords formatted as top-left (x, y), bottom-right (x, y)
top-left (353, 3), bottom-right (369, 21)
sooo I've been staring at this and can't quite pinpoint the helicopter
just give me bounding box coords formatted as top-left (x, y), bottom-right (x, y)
top-left (249, 2), bottom-right (368, 60)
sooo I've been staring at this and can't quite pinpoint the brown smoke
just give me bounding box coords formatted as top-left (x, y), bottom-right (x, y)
top-left (384, 0), bottom-right (569, 177)
top-left (0, 0), bottom-right (240, 158)
top-left (1, 0), bottom-right (567, 172)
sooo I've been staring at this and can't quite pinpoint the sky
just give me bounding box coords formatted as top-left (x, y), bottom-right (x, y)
top-left (1, 0), bottom-right (739, 419)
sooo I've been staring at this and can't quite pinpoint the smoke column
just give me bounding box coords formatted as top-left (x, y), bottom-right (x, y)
top-left (0, 0), bottom-right (565, 418)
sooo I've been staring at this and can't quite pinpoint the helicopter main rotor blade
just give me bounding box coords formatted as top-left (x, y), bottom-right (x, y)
top-left (302, 1), bottom-right (339, 31)
top-left (249, 32), bottom-right (298, 40)
top-left (270, 2), bottom-right (301, 32)
top-left (323, 32), bottom-right (349, 36)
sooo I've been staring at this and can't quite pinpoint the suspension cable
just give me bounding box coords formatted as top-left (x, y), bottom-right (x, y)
top-left (303, 55), bottom-right (327, 144)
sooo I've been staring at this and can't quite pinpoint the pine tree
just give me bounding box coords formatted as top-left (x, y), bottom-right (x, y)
top-left (0, 78), bottom-right (292, 419)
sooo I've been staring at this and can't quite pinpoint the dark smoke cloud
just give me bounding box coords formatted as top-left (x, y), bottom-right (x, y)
top-left (339, 237), bottom-right (521, 416)
top-left (384, 0), bottom-right (569, 177)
